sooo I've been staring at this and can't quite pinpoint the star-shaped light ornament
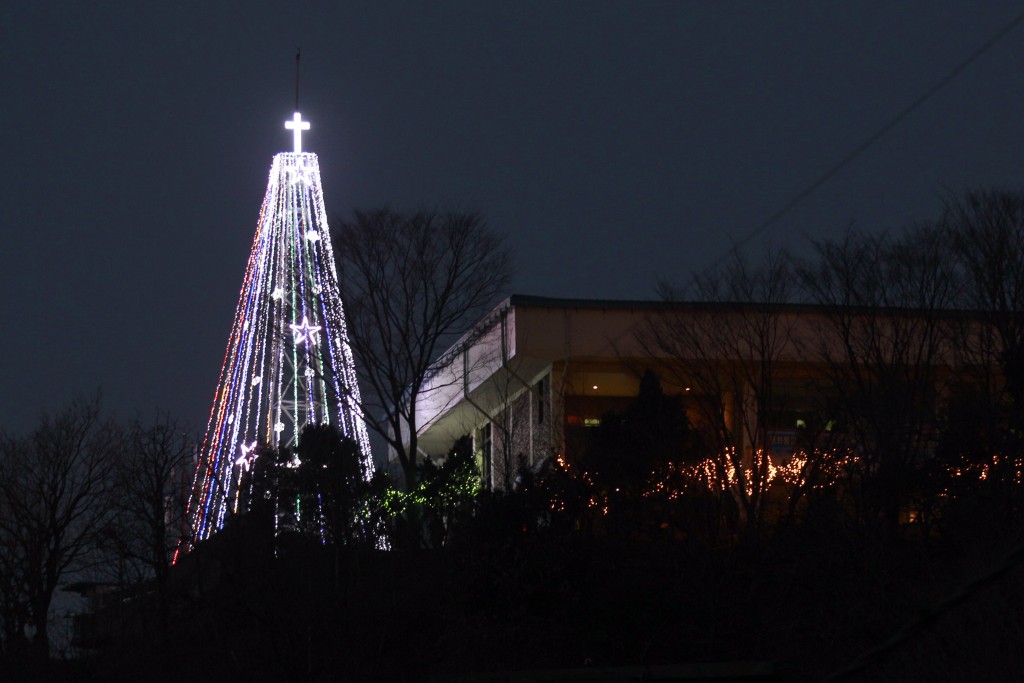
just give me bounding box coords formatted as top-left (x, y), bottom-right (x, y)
top-left (289, 316), bottom-right (321, 345)
top-left (235, 441), bottom-right (259, 472)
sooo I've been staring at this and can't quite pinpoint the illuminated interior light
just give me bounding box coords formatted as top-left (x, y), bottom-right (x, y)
top-left (305, 230), bottom-right (320, 243)
top-left (272, 287), bottom-right (284, 300)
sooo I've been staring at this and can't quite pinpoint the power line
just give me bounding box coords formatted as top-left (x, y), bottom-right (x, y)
top-left (826, 539), bottom-right (1024, 680)
top-left (700, 7), bottom-right (1024, 277)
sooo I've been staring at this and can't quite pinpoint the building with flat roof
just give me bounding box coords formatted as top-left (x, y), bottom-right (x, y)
top-left (404, 293), bottom-right (978, 493)
top-left (409, 294), bottom-right (659, 488)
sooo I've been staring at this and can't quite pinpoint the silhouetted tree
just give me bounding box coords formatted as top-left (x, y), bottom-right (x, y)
top-left (923, 189), bottom-right (1024, 523)
top-left (418, 435), bottom-right (480, 547)
top-left (333, 209), bottom-right (512, 545)
top-left (584, 370), bottom-right (691, 525)
top-left (292, 424), bottom-right (371, 545)
top-left (948, 191), bottom-right (1024, 389)
top-left (797, 224), bottom-right (960, 530)
top-left (0, 396), bottom-right (120, 656)
top-left (236, 424), bottom-right (379, 547)
top-left (107, 415), bottom-right (193, 635)
top-left (638, 250), bottom-right (799, 536)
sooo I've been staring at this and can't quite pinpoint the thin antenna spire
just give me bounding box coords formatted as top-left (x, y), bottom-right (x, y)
top-left (294, 48), bottom-right (301, 111)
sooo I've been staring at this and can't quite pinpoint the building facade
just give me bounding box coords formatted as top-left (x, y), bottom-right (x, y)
top-left (406, 294), bottom-right (979, 491)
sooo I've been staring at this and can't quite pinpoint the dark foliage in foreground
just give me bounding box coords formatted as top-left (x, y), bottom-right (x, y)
top-left (15, 463), bottom-right (1024, 683)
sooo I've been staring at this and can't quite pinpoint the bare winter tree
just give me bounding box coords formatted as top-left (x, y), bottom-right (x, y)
top-left (796, 224), bottom-right (961, 530)
top-left (936, 189), bottom-right (1024, 505)
top-left (0, 396), bottom-right (121, 657)
top-left (107, 415), bottom-right (193, 632)
top-left (948, 190), bottom-right (1024, 408)
top-left (332, 209), bottom-right (512, 499)
top-left (638, 250), bottom-right (799, 536)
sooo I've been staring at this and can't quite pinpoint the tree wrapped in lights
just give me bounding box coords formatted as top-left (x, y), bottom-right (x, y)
top-left (185, 113), bottom-right (370, 544)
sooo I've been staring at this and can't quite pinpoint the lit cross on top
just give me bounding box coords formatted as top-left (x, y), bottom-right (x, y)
top-left (285, 112), bottom-right (310, 153)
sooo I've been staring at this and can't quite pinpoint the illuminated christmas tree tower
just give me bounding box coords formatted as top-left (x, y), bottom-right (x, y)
top-left (186, 112), bottom-right (370, 543)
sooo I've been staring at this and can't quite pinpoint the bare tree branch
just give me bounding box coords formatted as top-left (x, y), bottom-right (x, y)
top-left (332, 209), bottom-right (513, 503)
top-left (0, 395), bottom-right (120, 656)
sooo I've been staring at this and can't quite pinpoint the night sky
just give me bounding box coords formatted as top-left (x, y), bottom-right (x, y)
top-left (4, 1), bottom-right (1024, 435)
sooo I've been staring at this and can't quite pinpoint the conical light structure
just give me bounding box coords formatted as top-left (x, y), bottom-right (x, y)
top-left (186, 114), bottom-right (370, 542)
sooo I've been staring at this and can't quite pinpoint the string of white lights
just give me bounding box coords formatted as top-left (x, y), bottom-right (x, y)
top-left (183, 115), bottom-right (372, 546)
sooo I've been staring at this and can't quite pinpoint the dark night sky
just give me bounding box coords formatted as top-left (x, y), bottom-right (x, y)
top-left (4, 1), bottom-right (1024, 435)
